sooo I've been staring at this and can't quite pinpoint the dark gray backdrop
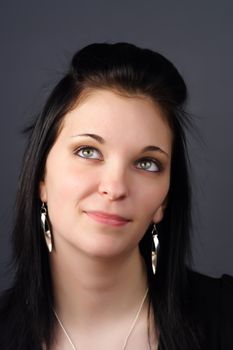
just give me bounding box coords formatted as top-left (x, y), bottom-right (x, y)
top-left (1, 0), bottom-right (233, 291)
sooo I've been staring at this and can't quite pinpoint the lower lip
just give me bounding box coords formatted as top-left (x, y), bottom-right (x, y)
top-left (85, 212), bottom-right (130, 227)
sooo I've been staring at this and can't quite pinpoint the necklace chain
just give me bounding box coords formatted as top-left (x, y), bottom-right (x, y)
top-left (53, 288), bottom-right (148, 350)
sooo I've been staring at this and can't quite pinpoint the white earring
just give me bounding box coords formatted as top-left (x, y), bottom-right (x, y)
top-left (151, 224), bottom-right (159, 274)
top-left (41, 202), bottom-right (53, 253)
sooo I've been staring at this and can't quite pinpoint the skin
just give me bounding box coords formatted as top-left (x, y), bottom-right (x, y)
top-left (40, 90), bottom-right (172, 349)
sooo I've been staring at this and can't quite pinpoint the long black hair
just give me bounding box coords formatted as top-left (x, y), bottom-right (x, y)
top-left (0, 43), bottom-right (200, 349)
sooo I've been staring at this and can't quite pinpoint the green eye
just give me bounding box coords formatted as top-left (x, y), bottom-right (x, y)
top-left (136, 159), bottom-right (160, 172)
top-left (76, 146), bottom-right (101, 159)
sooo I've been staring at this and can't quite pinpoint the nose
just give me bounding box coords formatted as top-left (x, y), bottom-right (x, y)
top-left (98, 164), bottom-right (129, 201)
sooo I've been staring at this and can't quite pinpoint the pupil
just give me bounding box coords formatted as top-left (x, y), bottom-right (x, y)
top-left (84, 149), bottom-right (92, 156)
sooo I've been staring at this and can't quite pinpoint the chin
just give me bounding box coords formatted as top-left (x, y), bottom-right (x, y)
top-left (79, 237), bottom-right (132, 260)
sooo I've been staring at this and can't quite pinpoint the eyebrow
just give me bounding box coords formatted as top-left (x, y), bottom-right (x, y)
top-left (141, 145), bottom-right (169, 157)
top-left (72, 133), bottom-right (105, 144)
top-left (71, 133), bottom-right (169, 157)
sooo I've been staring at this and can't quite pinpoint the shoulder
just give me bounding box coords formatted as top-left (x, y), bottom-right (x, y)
top-left (187, 269), bottom-right (233, 350)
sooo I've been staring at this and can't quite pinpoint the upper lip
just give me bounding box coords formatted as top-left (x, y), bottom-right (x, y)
top-left (84, 211), bottom-right (131, 222)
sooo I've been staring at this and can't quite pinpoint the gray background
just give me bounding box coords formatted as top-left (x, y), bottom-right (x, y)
top-left (0, 0), bottom-right (232, 291)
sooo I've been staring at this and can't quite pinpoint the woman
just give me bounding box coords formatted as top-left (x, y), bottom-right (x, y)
top-left (0, 43), bottom-right (232, 350)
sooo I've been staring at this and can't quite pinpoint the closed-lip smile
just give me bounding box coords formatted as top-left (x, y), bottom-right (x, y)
top-left (84, 211), bottom-right (131, 226)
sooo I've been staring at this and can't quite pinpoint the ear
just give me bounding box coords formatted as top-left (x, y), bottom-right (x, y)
top-left (39, 180), bottom-right (47, 202)
top-left (152, 198), bottom-right (168, 224)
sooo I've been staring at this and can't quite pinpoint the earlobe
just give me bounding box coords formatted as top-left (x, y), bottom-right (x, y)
top-left (39, 181), bottom-right (47, 202)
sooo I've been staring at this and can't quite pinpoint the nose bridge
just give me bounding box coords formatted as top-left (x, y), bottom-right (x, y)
top-left (98, 156), bottom-right (129, 199)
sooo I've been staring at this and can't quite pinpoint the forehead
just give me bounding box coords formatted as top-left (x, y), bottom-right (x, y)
top-left (59, 89), bottom-right (173, 151)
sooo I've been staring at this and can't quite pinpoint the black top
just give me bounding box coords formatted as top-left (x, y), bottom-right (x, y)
top-left (0, 270), bottom-right (233, 349)
top-left (188, 270), bottom-right (233, 350)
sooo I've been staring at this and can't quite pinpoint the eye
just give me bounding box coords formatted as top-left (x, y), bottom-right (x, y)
top-left (136, 158), bottom-right (161, 172)
top-left (75, 146), bottom-right (102, 159)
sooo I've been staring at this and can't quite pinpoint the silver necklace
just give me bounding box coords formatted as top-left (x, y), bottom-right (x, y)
top-left (53, 288), bottom-right (149, 350)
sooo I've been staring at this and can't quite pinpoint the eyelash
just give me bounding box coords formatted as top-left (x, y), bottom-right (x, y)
top-left (74, 145), bottom-right (162, 173)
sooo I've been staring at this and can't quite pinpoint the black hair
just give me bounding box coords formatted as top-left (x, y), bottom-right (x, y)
top-left (0, 42), bottom-right (200, 349)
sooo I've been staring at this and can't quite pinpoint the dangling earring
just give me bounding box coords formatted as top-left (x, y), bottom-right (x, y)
top-left (41, 202), bottom-right (53, 253)
top-left (151, 224), bottom-right (159, 274)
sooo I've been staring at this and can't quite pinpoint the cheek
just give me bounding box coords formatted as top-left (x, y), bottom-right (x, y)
top-left (136, 176), bottom-right (170, 216)
top-left (45, 161), bottom-right (99, 211)
top-left (44, 169), bottom-right (95, 235)
top-left (139, 177), bottom-right (170, 206)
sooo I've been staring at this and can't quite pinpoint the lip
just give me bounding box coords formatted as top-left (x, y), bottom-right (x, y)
top-left (84, 211), bottom-right (131, 227)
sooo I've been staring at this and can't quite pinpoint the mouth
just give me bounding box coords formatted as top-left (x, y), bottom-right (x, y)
top-left (84, 211), bottom-right (131, 227)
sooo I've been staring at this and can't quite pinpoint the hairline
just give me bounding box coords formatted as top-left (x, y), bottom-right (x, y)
top-left (55, 85), bottom-right (175, 142)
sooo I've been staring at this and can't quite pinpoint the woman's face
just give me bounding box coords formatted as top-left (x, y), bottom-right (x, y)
top-left (40, 90), bottom-right (172, 259)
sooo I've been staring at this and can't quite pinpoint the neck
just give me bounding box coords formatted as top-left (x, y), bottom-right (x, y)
top-left (50, 244), bottom-right (148, 329)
